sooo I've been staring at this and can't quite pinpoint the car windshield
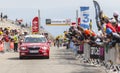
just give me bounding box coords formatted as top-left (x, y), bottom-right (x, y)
top-left (24, 37), bottom-right (47, 43)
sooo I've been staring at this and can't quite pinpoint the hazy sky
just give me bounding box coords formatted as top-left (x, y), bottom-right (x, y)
top-left (0, 0), bottom-right (120, 36)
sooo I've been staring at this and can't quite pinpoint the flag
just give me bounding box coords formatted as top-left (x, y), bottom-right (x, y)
top-left (80, 6), bottom-right (90, 29)
top-left (93, 0), bottom-right (101, 30)
top-left (32, 17), bottom-right (39, 34)
top-left (78, 18), bottom-right (81, 25)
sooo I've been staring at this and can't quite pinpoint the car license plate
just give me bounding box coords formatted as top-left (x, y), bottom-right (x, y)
top-left (30, 50), bottom-right (38, 53)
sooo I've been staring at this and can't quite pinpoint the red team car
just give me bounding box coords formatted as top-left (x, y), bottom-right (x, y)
top-left (19, 35), bottom-right (50, 59)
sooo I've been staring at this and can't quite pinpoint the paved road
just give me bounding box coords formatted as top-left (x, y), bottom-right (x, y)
top-left (0, 46), bottom-right (106, 73)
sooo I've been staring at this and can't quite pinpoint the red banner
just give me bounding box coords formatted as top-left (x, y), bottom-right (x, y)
top-left (32, 17), bottom-right (39, 34)
top-left (78, 18), bottom-right (81, 25)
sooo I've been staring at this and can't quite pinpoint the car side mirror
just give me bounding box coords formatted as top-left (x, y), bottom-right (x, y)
top-left (47, 41), bottom-right (51, 44)
top-left (47, 40), bottom-right (52, 44)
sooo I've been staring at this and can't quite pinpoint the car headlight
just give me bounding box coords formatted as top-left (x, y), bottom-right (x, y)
top-left (21, 47), bottom-right (27, 50)
top-left (42, 46), bottom-right (47, 50)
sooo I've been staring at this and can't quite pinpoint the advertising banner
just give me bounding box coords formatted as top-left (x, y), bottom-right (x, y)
top-left (80, 6), bottom-right (90, 29)
top-left (93, 1), bottom-right (101, 30)
top-left (32, 17), bottom-right (39, 34)
top-left (46, 19), bottom-right (71, 26)
top-left (90, 47), bottom-right (99, 59)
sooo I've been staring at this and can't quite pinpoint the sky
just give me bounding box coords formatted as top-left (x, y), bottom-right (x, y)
top-left (0, 0), bottom-right (120, 37)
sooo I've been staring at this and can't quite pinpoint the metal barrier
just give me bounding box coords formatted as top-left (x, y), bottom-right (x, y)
top-left (83, 43), bottom-right (90, 60)
top-left (69, 42), bottom-right (120, 72)
top-left (0, 42), bottom-right (4, 52)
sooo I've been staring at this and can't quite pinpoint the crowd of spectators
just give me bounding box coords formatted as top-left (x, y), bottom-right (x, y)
top-left (0, 27), bottom-right (26, 53)
top-left (63, 11), bottom-right (120, 62)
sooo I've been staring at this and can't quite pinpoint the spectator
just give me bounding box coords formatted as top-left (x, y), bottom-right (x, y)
top-left (113, 11), bottom-right (119, 23)
top-left (89, 19), bottom-right (92, 30)
top-left (3, 15), bottom-right (8, 21)
top-left (1, 12), bottom-right (3, 21)
top-left (13, 32), bottom-right (18, 52)
top-left (2, 31), bottom-right (10, 52)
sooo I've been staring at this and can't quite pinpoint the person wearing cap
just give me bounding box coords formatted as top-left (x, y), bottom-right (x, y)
top-left (113, 11), bottom-right (119, 23)
top-left (111, 14), bottom-right (120, 34)
top-left (106, 28), bottom-right (120, 47)
top-left (105, 18), bottom-right (117, 33)
top-left (110, 18), bottom-right (118, 29)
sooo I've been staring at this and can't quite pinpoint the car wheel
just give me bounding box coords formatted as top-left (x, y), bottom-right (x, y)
top-left (44, 56), bottom-right (49, 59)
top-left (19, 56), bottom-right (24, 59)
